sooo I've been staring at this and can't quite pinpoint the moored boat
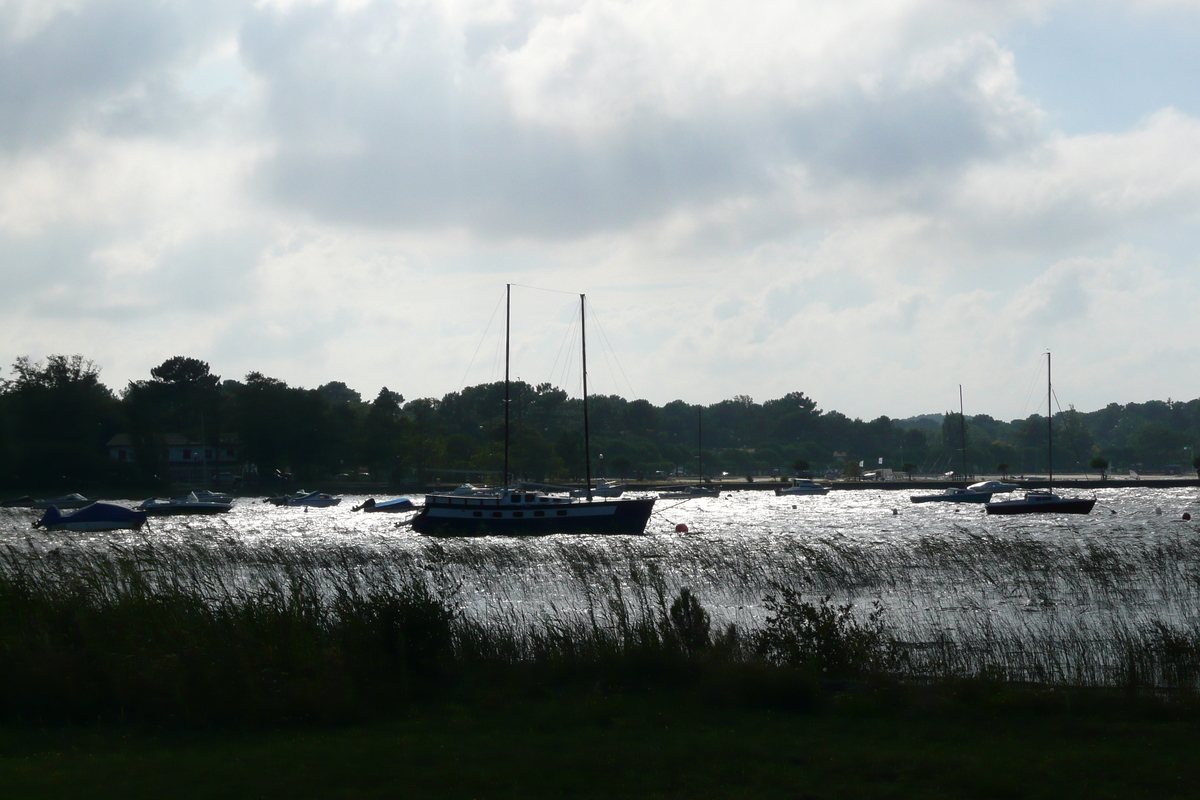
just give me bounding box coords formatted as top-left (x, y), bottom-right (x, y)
top-left (986, 353), bottom-right (1094, 516)
top-left (412, 285), bottom-right (655, 536)
top-left (985, 489), bottom-right (1096, 515)
top-left (410, 486), bottom-right (655, 536)
top-left (137, 493), bottom-right (233, 515)
top-left (352, 497), bottom-right (416, 513)
top-left (5, 493), bottom-right (96, 509)
top-left (910, 487), bottom-right (992, 504)
top-left (775, 478), bottom-right (830, 496)
top-left (285, 491), bottom-right (342, 507)
top-left (33, 502), bottom-right (147, 531)
top-left (659, 485), bottom-right (720, 499)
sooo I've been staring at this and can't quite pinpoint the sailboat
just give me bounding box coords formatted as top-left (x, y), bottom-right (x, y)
top-left (911, 386), bottom-right (993, 504)
top-left (986, 353), bottom-right (1096, 516)
top-left (410, 286), bottom-right (657, 536)
top-left (659, 409), bottom-right (720, 499)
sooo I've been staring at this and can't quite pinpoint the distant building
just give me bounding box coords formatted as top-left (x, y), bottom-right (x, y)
top-left (106, 433), bottom-right (242, 483)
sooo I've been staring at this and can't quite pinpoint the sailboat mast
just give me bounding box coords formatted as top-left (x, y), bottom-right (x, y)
top-left (581, 294), bottom-right (592, 500)
top-left (959, 385), bottom-right (968, 484)
top-left (504, 284), bottom-right (510, 488)
top-left (698, 408), bottom-right (703, 484)
top-left (1047, 351), bottom-right (1053, 488)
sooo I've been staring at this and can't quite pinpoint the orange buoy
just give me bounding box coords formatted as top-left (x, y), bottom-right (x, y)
top-left (675, 523), bottom-right (689, 533)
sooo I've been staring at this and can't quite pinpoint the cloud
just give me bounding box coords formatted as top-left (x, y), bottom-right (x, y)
top-left (3, 0), bottom-right (1200, 420)
top-left (241, 0), bottom-right (1047, 237)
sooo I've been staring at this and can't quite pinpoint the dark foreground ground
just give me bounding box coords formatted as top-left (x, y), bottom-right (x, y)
top-left (3, 687), bottom-right (1197, 800)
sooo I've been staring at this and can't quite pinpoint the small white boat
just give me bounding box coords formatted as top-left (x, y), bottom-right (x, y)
top-left (285, 491), bottom-right (342, 507)
top-left (33, 502), bottom-right (147, 531)
top-left (137, 493), bottom-right (233, 515)
top-left (910, 487), bottom-right (992, 504)
top-left (571, 480), bottom-right (626, 498)
top-left (659, 485), bottom-right (720, 499)
top-left (352, 497), bottom-right (416, 513)
top-left (775, 478), bottom-right (830, 496)
top-left (8, 493), bottom-right (96, 510)
top-left (967, 481), bottom-right (1018, 494)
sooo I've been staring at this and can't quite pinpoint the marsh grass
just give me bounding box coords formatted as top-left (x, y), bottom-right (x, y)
top-left (2, 526), bottom-right (1199, 725)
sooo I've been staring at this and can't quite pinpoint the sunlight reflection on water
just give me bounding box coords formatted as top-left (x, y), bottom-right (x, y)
top-left (6, 487), bottom-right (1198, 632)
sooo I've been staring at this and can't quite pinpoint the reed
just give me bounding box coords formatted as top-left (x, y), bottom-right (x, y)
top-left (2, 526), bottom-right (1198, 725)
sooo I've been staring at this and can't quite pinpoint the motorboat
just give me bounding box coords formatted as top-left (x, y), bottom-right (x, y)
top-left (986, 352), bottom-right (1094, 516)
top-left (910, 487), bottom-right (993, 504)
top-left (191, 489), bottom-right (234, 504)
top-left (775, 478), bottom-right (830, 496)
top-left (137, 493), bottom-right (233, 515)
top-left (285, 491), bottom-right (342, 507)
top-left (659, 485), bottom-right (720, 499)
top-left (968, 481), bottom-right (1018, 494)
top-left (3, 493), bottom-right (95, 509)
top-left (352, 497), bottom-right (416, 513)
top-left (411, 285), bottom-right (654, 537)
top-left (33, 502), bottom-right (147, 532)
top-left (571, 480), bottom-right (625, 498)
top-left (985, 489), bottom-right (1096, 515)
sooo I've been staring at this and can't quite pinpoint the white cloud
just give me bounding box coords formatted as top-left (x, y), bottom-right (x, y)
top-left (2, 0), bottom-right (1200, 420)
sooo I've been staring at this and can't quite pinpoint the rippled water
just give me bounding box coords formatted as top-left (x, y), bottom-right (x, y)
top-left (5, 487), bottom-right (1200, 683)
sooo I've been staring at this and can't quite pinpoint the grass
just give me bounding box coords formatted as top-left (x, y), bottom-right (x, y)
top-left (1, 528), bottom-right (1199, 726)
top-left (3, 688), bottom-right (1200, 799)
top-left (3, 532), bottom-right (1200, 796)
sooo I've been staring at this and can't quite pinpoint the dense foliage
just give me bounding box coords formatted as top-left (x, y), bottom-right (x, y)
top-left (2, 353), bottom-right (1199, 490)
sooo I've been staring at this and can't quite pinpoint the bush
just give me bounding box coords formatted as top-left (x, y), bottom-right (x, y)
top-left (754, 588), bottom-right (898, 678)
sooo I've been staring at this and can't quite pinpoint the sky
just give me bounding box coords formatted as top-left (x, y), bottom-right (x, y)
top-left (2, 0), bottom-right (1199, 422)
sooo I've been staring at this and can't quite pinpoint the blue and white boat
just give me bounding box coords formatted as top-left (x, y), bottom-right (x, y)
top-left (33, 502), bottom-right (147, 532)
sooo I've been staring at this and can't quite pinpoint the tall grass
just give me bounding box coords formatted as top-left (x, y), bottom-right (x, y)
top-left (2, 526), bottom-right (1198, 725)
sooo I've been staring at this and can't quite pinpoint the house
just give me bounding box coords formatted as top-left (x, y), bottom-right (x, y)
top-left (106, 433), bottom-right (242, 483)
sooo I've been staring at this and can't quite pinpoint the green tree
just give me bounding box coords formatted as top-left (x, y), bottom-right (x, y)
top-left (1090, 456), bottom-right (1109, 479)
top-left (1, 355), bottom-right (119, 488)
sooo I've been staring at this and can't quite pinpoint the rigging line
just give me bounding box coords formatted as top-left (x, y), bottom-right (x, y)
top-left (548, 299), bottom-right (581, 393)
top-left (1016, 353), bottom-right (1046, 420)
top-left (586, 297), bottom-right (638, 400)
top-left (508, 282), bottom-right (578, 297)
top-left (457, 291), bottom-right (506, 392)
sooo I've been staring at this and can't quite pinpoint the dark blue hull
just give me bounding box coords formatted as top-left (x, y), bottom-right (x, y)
top-left (411, 496), bottom-right (655, 537)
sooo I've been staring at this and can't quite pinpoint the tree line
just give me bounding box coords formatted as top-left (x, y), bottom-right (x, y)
top-left (2, 354), bottom-right (1199, 490)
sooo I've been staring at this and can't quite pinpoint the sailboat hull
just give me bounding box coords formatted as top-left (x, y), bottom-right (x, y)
top-left (985, 495), bottom-right (1096, 515)
top-left (411, 495), bottom-right (656, 537)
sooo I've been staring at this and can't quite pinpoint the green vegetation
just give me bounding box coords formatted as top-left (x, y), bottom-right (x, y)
top-left (2, 534), bottom-right (1199, 729)
top-left (1, 528), bottom-right (1198, 796)
top-left (4, 690), bottom-right (1200, 799)
top-left (3, 353), bottom-right (1200, 492)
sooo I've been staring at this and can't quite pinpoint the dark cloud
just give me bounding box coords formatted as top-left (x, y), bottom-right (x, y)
top-left (0, 0), bottom-right (240, 150)
top-left (240, 3), bottom-right (1037, 238)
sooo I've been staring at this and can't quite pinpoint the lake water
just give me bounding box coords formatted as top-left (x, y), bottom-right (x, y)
top-left (5, 486), bottom-right (1199, 684)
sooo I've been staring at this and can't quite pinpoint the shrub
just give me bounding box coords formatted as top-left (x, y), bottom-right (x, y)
top-left (669, 587), bottom-right (711, 655)
top-left (754, 587), bottom-right (897, 678)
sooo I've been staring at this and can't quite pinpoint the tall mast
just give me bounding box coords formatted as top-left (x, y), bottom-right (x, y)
top-left (504, 284), bottom-right (510, 488)
top-left (959, 385), bottom-right (968, 484)
top-left (581, 294), bottom-right (592, 500)
top-left (1047, 351), bottom-right (1053, 488)
top-left (698, 407), bottom-right (703, 484)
